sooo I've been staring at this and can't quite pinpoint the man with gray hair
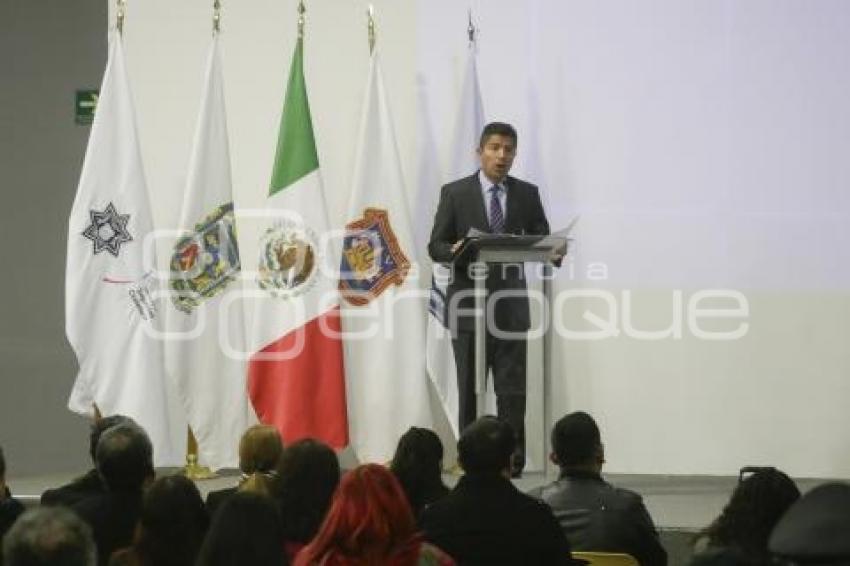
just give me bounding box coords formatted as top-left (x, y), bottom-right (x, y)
top-left (71, 422), bottom-right (154, 566)
top-left (2, 506), bottom-right (96, 566)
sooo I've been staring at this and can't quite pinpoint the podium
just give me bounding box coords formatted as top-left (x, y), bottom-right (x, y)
top-left (451, 232), bottom-right (568, 473)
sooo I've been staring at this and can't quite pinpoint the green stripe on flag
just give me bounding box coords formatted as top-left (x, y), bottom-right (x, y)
top-left (269, 38), bottom-right (319, 195)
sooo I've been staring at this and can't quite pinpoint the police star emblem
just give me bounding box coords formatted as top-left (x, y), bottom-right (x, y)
top-left (82, 202), bottom-right (133, 257)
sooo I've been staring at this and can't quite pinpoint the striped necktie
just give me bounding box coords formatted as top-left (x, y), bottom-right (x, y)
top-left (489, 185), bottom-right (505, 234)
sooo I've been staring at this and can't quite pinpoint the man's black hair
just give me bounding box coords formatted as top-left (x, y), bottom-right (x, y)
top-left (0, 445), bottom-right (6, 479)
top-left (457, 416), bottom-right (515, 475)
top-left (88, 414), bottom-right (134, 464)
top-left (551, 411), bottom-right (601, 468)
top-left (479, 122), bottom-right (518, 149)
top-left (95, 423), bottom-right (153, 492)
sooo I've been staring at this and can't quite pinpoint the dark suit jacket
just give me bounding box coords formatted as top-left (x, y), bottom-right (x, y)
top-left (0, 486), bottom-right (25, 542)
top-left (41, 468), bottom-right (105, 508)
top-left (420, 473), bottom-right (573, 565)
top-left (528, 471), bottom-right (667, 566)
top-left (428, 172), bottom-right (550, 332)
top-left (72, 490), bottom-right (143, 566)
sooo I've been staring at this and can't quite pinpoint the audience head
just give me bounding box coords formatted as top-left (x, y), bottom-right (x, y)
top-left (551, 411), bottom-right (604, 471)
top-left (95, 422), bottom-right (154, 493)
top-left (2, 507), bottom-right (97, 566)
top-left (88, 414), bottom-right (135, 465)
top-left (390, 427), bottom-right (445, 512)
top-left (457, 416), bottom-right (515, 477)
top-left (274, 438), bottom-right (340, 544)
top-left (131, 474), bottom-right (208, 566)
top-left (702, 467), bottom-right (800, 562)
top-left (298, 464), bottom-right (419, 566)
top-left (238, 425), bottom-right (284, 474)
top-left (236, 425), bottom-right (283, 496)
top-left (769, 482), bottom-right (850, 566)
top-left (196, 491), bottom-right (285, 566)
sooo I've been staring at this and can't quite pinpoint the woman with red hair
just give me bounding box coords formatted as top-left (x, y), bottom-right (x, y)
top-left (294, 464), bottom-right (454, 566)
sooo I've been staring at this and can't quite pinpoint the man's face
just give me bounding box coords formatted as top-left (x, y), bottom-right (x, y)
top-left (478, 134), bottom-right (516, 183)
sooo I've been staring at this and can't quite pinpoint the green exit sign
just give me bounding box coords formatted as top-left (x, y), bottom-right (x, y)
top-left (75, 90), bottom-right (99, 125)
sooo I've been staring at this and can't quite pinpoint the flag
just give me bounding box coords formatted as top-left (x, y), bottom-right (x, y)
top-left (166, 36), bottom-right (255, 471)
top-left (425, 42), bottom-right (486, 438)
top-left (247, 37), bottom-right (348, 448)
top-left (66, 34), bottom-right (184, 466)
top-left (339, 49), bottom-right (433, 462)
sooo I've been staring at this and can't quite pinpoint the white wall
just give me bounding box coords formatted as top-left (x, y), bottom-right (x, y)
top-left (111, 0), bottom-right (850, 477)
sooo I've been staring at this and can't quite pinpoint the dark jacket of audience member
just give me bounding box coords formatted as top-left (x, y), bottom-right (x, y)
top-left (41, 415), bottom-right (134, 508)
top-left (420, 417), bottom-right (573, 566)
top-left (2, 506), bottom-right (97, 566)
top-left (273, 439), bottom-right (340, 561)
top-left (0, 446), bottom-right (25, 546)
top-left (529, 411), bottom-right (667, 566)
top-left (294, 464), bottom-right (454, 566)
top-left (768, 482), bottom-right (850, 566)
top-left (196, 491), bottom-right (288, 566)
top-left (690, 467), bottom-right (800, 566)
top-left (391, 427), bottom-right (450, 519)
top-left (71, 423), bottom-right (154, 566)
top-left (109, 474), bottom-right (208, 566)
top-left (206, 425), bottom-right (283, 517)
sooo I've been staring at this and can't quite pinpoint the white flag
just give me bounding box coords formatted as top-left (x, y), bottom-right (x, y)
top-left (425, 43), bottom-right (486, 439)
top-left (340, 50), bottom-right (433, 462)
top-left (166, 36), bottom-right (255, 471)
top-left (66, 35), bottom-right (184, 466)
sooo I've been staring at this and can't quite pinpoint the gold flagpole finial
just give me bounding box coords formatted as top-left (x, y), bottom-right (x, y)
top-left (467, 8), bottom-right (476, 45)
top-left (213, 0), bottom-right (221, 34)
top-left (116, 0), bottom-right (126, 35)
top-left (297, 0), bottom-right (306, 39)
top-left (367, 4), bottom-right (375, 54)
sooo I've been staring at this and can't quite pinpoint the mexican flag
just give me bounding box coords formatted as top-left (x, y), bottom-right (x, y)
top-left (247, 37), bottom-right (348, 448)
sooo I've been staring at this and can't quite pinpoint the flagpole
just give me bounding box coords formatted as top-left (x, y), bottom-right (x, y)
top-left (182, 0), bottom-right (226, 481)
top-left (367, 4), bottom-right (375, 54)
top-left (298, 0), bottom-right (305, 39)
top-left (213, 0), bottom-right (221, 35)
top-left (116, 0), bottom-right (125, 35)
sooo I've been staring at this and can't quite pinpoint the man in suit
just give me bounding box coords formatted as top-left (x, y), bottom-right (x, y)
top-left (528, 412), bottom-right (667, 566)
top-left (41, 414), bottom-right (134, 508)
top-left (428, 122), bottom-right (551, 477)
top-left (71, 422), bottom-right (154, 566)
top-left (420, 416), bottom-right (573, 565)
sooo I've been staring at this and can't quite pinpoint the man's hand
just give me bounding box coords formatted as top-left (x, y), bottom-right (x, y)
top-left (451, 240), bottom-right (464, 254)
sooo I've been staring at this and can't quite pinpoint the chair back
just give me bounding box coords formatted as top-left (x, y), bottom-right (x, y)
top-left (572, 551), bottom-right (640, 566)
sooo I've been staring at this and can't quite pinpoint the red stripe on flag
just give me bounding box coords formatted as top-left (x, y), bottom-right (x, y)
top-left (248, 308), bottom-right (348, 449)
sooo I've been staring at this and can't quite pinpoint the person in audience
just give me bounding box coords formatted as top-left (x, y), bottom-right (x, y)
top-left (273, 439), bottom-right (340, 562)
top-left (420, 416), bottom-right (574, 565)
top-left (2, 506), bottom-right (97, 566)
top-left (768, 482), bottom-right (850, 566)
top-left (390, 427), bottom-right (450, 518)
top-left (71, 422), bottom-right (155, 566)
top-left (206, 424), bottom-right (283, 516)
top-left (41, 415), bottom-right (135, 508)
top-left (109, 474), bottom-right (208, 566)
top-left (196, 491), bottom-right (287, 566)
top-left (690, 467), bottom-right (800, 566)
top-left (0, 446), bottom-right (25, 545)
top-left (528, 411), bottom-right (667, 566)
top-left (294, 464), bottom-right (454, 566)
